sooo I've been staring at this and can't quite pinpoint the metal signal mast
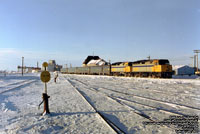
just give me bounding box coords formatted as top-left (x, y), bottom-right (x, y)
top-left (194, 50), bottom-right (200, 75)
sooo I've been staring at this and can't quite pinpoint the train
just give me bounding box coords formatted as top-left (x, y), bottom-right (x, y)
top-left (61, 59), bottom-right (172, 78)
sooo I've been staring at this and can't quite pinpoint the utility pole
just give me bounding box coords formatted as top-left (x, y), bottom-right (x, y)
top-left (22, 57), bottom-right (24, 76)
top-left (194, 50), bottom-right (200, 73)
top-left (108, 59), bottom-right (111, 66)
top-left (194, 55), bottom-right (196, 68)
top-left (147, 56), bottom-right (150, 60)
top-left (109, 60), bottom-right (111, 76)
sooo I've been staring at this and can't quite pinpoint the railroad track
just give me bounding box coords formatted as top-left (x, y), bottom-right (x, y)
top-left (68, 75), bottom-right (198, 98)
top-left (0, 79), bottom-right (37, 94)
top-left (0, 80), bottom-right (29, 88)
top-left (68, 77), bottom-right (200, 115)
top-left (64, 77), bottom-right (179, 132)
top-left (99, 87), bottom-right (200, 111)
top-left (69, 78), bottom-right (156, 119)
top-left (68, 78), bottom-right (181, 117)
top-left (65, 78), bottom-right (126, 134)
top-left (65, 77), bottom-right (196, 98)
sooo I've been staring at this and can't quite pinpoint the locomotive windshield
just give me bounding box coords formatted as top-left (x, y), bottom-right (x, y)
top-left (158, 60), bottom-right (169, 65)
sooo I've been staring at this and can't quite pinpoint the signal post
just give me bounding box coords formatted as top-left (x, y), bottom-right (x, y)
top-left (40, 62), bottom-right (51, 115)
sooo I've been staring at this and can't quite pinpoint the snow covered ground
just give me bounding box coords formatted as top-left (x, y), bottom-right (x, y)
top-left (0, 73), bottom-right (199, 134)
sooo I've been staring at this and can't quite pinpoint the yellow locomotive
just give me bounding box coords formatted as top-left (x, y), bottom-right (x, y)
top-left (111, 59), bottom-right (172, 78)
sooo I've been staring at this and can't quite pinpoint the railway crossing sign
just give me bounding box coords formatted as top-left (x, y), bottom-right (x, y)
top-left (42, 62), bottom-right (48, 68)
top-left (39, 62), bottom-right (51, 115)
top-left (40, 71), bottom-right (51, 83)
top-left (40, 62), bottom-right (51, 83)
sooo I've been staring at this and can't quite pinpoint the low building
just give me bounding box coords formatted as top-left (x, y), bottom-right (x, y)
top-left (47, 60), bottom-right (62, 72)
top-left (17, 66), bottom-right (41, 73)
top-left (173, 65), bottom-right (195, 75)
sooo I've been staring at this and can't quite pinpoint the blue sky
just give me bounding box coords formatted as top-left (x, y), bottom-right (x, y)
top-left (0, 0), bottom-right (200, 70)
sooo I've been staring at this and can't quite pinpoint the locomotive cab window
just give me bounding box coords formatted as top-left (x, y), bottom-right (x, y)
top-left (159, 60), bottom-right (169, 65)
top-left (128, 62), bottom-right (132, 66)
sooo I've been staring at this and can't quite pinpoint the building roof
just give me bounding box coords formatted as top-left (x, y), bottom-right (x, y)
top-left (172, 65), bottom-right (191, 70)
top-left (87, 59), bottom-right (107, 66)
top-left (83, 56), bottom-right (100, 65)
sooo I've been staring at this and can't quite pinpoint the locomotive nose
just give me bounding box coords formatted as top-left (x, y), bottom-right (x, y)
top-left (166, 65), bottom-right (172, 72)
